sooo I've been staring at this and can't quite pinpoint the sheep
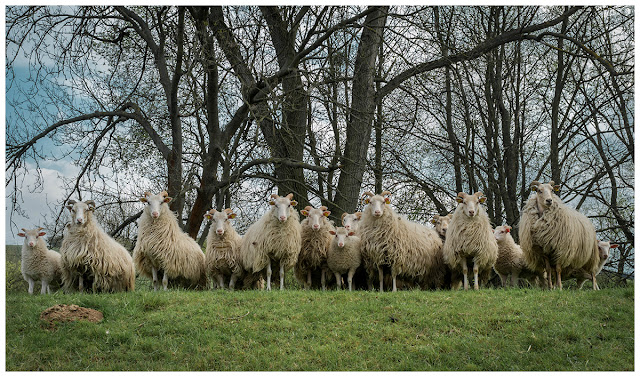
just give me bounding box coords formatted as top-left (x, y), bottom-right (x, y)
top-left (295, 205), bottom-right (335, 290)
top-left (430, 214), bottom-right (453, 240)
top-left (341, 212), bottom-right (362, 233)
top-left (519, 181), bottom-right (599, 290)
top-left (60, 200), bottom-right (135, 293)
top-left (563, 240), bottom-right (617, 290)
top-left (327, 227), bottom-right (362, 291)
top-left (17, 227), bottom-right (62, 294)
top-left (359, 190), bottom-right (446, 292)
top-left (133, 191), bottom-right (207, 290)
top-left (241, 193), bottom-right (302, 291)
top-left (493, 225), bottom-right (545, 287)
top-left (442, 192), bottom-right (499, 290)
top-left (204, 208), bottom-right (245, 290)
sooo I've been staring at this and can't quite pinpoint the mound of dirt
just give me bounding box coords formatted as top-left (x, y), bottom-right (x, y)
top-left (40, 304), bottom-right (103, 327)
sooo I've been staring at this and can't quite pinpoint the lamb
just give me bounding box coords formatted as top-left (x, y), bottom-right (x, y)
top-left (133, 191), bottom-right (207, 290)
top-left (519, 181), bottom-right (599, 290)
top-left (204, 208), bottom-right (244, 290)
top-left (442, 192), bottom-right (499, 290)
top-left (563, 240), bottom-right (617, 290)
top-left (241, 193), bottom-right (302, 291)
top-left (493, 225), bottom-right (544, 287)
top-left (18, 227), bottom-right (62, 294)
top-left (60, 200), bottom-right (135, 293)
top-left (295, 205), bottom-right (335, 290)
top-left (359, 190), bottom-right (446, 292)
top-left (327, 227), bottom-right (362, 291)
top-left (341, 212), bottom-right (362, 233)
top-left (430, 214), bottom-right (453, 240)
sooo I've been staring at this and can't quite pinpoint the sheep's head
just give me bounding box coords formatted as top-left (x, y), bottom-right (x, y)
top-left (204, 208), bottom-right (236, 236)
top-left (363, 191), bottom-right (391, 218)
top-left (341, 212), bottom-right (362, 231)
top-left (494, 225), bottom-right (512, 242)
top-left (430, 213), bottom-right (453, 238)
top-left (530, 181), bottom-right (560, 212)
top-left (597, 240), bottom-right (618, 262)
top-left (456, 192), bottom-right (486, 218)
top-left (17, 227), bottom-right (46, 248)
top-left (269, 193), bottom-right (297, 223)
top-left (66, 200), bottom-right (95, 225)
top-left (140, 191), bottom-right (171, 219)
top-left (301, 205), bottom-right (330, 231)
top-left (329, 227), bottom-right (356, 249)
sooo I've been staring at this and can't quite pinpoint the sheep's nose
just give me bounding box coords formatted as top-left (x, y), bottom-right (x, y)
top-left (374, 210), bottom-right (381, 216)
top-left (279, 216), bottom-right (287, 222)
top-left (338, 242), bottom-right (344, 247)
top-left (76, 218), bottom-right (83, 224)
top-left (313, 224), bottom-right (319, 230)
top-left (28, 242), bottom-right (34, 247)
top-left (345, 225), bottom-right (351, 230)
top-left (216, 229), bottom-right (224, 235)
top-left (468, 210), bottom-right (475, 216)
top-left (546, 199), bottom-right (552, 205)
top-left (152, 211), bottom-right (159, 218)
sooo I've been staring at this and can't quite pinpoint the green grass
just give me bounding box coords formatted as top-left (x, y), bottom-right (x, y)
top-left (5, 284), bottom-right (634, 371)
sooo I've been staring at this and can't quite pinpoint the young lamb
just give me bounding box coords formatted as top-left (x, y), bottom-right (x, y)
top-left (61, 200), bottom-right (135, 293)
top-left (133, 191), bottom-right (207, 290)
top-left (295, 206), bottom-right (335, 290)
top-left (18, 227), bottom-right (62, 294)
top-left (430, 214), bottom-right (453, 240)
top-left (359, 190), bottom-right (446, 292)
top-left (204, 208), bottom-right (245, 290)
top-left (241, 193), bottom-right (302, 291)
top-left (442, 192), bottom-right (499, 290)
top-left (563, 240), bottom-right (617, 290)
top-left (519, 181), bottom-right (599, 290)
top-left (327, 227), bottom-right (362, 291)
top-left (341, 212), bottom-right (362, 233)
top-left (493, 225), bottom-right (544, 287)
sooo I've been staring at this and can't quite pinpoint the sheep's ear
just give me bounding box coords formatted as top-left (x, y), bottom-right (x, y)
top-left (286, 193), bottom-right (294, 200)
top-left (364, 198), bottom-right (370, 204)
top-left (323, 211), bottom-right (331, 217)
top-left (269, 200), bottom-right (275, 206)
top-left (270, 194), bottom-right (279, 200)
top-left (85, 200), bottom-right (96, 211)
top-left (430, 218), bottom-right (437, 224)
top-left (384, 197), bottom-right (391, 204)
top-left (548, 181), bottom-right (555, 187)
top-left (300, 210), bottom-right (309, 217)
top-left (204, 213), bottom-right (212, 220)
top-left (228, 212), bottom-right (237, 219)
top-left (140, 197), bottom-right (148, 203)
top-left (290, 200), bottom-right (298, 207)
top-left (530, 181), bottom-right (540, 191)
top-left (329, 230), bottom-right (336, 235)
top-left (505, 226), bottom-right (511, 233)
top-left (348, 231), bottom-right (355, 236)
top-left (66, 199), bottom-right (76, 211)
top-left (456, 193), bottom-right (465, 203)
top-left (355, 212), bottom-right (362, 219)
top-left (17, 232), bottom-right (25, 237)
top-left (38, 232), bottom-right (46, 237)
top-left (163, 196), bottom-right (172, 203)
top-left (553, 185), bottom-right (561, 192)
top-left (478, 196), bottom-right (487, 204)
top-left (610, 244), bottom-right (619, 248)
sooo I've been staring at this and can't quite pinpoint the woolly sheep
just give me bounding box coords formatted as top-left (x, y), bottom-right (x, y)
top-left (519, 181), bottom-right (599, 290)
top-left (295, 205), bottom-right (335, 290)
top-left (204, 208), bottom-right (245, 290)
top-left (563, 240), bottom-right (617, 290)
top-left (430, 214), bottom-right (453, 240)
top-left (60, 200), bottom-right (135, 293)
top-left (493, 225), bottom-right (544, 287)
top-left (133, 191), bottom-right (207, 290)
top-left (327, 227), bottom-right (362, 291)
top-left (18, 227), bottom-right (62, 294)
top-left (442, 192), bottom-right (498, 290)
top-left (359, 190), bottom-right (446, 292)
top-left (241, 193), bottom-right (302, 291)
top-left (341, 212), bottom-right (362, 233)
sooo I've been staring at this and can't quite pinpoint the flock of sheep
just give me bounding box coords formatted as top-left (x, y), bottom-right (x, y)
top-left (18, 181), bottom-right (617, 295)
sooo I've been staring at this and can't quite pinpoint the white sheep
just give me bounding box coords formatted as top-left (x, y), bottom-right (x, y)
top-left (133, 191), bottom-right (207, 290)
top-left (430, 214), bottom-right (453, 240)
top-left (442, 192), bottom-right (499, 290)
top-left (18, 227), bottom-right (62, 294)
top-left (60, 200), bottom-right (135, 293)
top-left (493, 225), bottom-right (544, 287)
top-left (359, 190), bottom-right (446, 292)
top-left (519, 181), bottom-right (599, 290)
top-left (295, 205), bottom-right (335, 290)
top-left (241, 193), bottom-right (302, 291)
top-left (341, 212), bottom-right (362, 233)
top-left (563, 240), bottom-right (617, 290)
top-left (327, 227), bottom-right (362, 291)
top-left (204, 208), bottom-right (246, 290)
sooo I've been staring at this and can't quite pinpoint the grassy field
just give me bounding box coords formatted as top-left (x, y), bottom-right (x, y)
top-left (5, 281), bottom-right (634, 371)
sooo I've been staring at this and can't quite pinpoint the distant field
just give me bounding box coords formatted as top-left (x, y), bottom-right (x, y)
top-left (5, 285), bottom-right (634, 371)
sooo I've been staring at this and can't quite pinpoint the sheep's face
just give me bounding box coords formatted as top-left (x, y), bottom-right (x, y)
top-left (301, 206), bottom-right (330, 231)
top-left (530, 181), bottom-right (560, 212)
top-left (456, 192), bottom-right (485, 218)
top-left (18, 228), bottom-right (46, 248)
top-left (364, 191), bottom-right (391, 218)
top-left (204, 209), bottom-right (236, 236)
top-left (140, 191), bottom-right (171, 219)
top-left (329, 227), bottom-right (355, 249)
top-left (430, 214), bottom-right (452, 238)
top-left (597, 240), bottom-right (618, 262)
top-left (341, 212), bottom-right (362, 231)
top-left (269, 193), bottom-right (297, 223)
top-left (494, 225), bottom-right (512, 242)
top-left (66, 200), bottom-right (95, 226)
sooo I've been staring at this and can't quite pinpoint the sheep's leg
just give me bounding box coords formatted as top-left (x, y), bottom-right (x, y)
top-left (555, 264), bottom-right (562, 290)
top-left (347, 268), bottom-right (356, 292)
top-left (266, 260), bottom-right (272, 291)
top-left (391, 272), bottom-right (398, 292)
top-left (497, 272), bottom-right (507, 288)
top-left (334, 272), bottom-right (342, 290)
top-left (27, 278), bottom-right (35, 295)
top-left (591, 273), bottom-right (599, 290)
top-left (576, 279), bottom-right (586, 290)
top-left (217, 274), bottom-right (225, 290)
top-left (473, 261), bottom-right (479, 290)
top-left (367, 277), bottom-right (373, 291)
top-left (279, 263), bottom-right (285, 290)
top-left (544, 257), bottom-right (553, 289)
top-left (321, 269), bottom-right (326, 291)
top-left (511, 269), bottom-right (520, 288)
top-left (306, 271), bottom-right (312, 290)
top-left (461, 258), bottom-right (469, 291)
top-left (162, 271), bottom-right (169, 291)
top-left (229, 273), bottom-right (239, 291)
top-left (378, 266), bottom-right (384, 292)
top-left (40, 280), bottom-right (48, 295)
top-left (78, 275), bottom-right (84, 293)
top-left (151, 266), bottom-right (159, 291)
